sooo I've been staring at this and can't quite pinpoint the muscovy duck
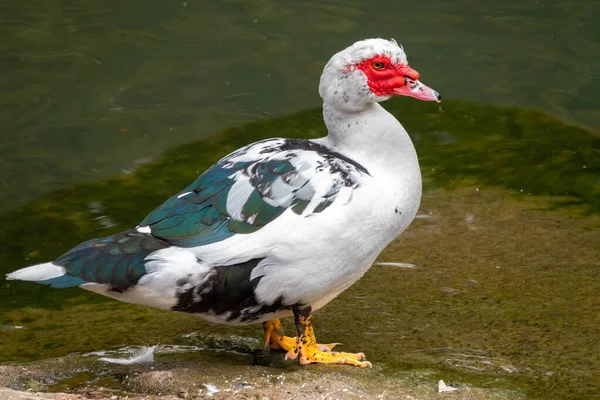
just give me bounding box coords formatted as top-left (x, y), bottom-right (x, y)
top-left (7, 38), bottom-right (440, 368)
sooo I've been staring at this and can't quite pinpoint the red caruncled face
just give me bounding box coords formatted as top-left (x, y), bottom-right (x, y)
top-left (353, 55), bottom-right (440, 102)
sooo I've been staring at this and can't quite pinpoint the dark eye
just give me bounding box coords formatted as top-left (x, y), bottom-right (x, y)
top-left (372, 61), bottom-right (385, 70)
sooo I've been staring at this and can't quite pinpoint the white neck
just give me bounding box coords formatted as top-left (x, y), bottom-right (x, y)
top-left (317, 102), bottom-right (419, 177)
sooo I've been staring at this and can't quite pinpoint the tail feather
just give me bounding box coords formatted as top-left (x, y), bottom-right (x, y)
top-left (6, 229), bottom-right (171, 291)
top-left (5, 262), bottom-right (87, 288)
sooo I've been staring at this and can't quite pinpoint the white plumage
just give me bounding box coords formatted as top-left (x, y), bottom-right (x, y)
top-left (7, 38), bottom-right (440, 329)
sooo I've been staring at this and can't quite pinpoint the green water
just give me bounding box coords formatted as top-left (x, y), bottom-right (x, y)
top-left (0, 1), bottom-right (599, 399)
top-left (1, 0), bottom-right (599, 210)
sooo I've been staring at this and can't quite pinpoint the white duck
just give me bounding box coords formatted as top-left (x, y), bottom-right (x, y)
top-left (7, 38), bottom-right (440, 368)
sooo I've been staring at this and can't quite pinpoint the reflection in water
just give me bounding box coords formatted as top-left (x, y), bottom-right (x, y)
top-left (0, 0), bottom-right (599, 210)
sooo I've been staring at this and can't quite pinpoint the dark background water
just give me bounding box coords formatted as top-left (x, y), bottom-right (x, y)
top-left (0, 1), bottom-right (599, 399)
top-left (0, 0), bottom-right (599, 210)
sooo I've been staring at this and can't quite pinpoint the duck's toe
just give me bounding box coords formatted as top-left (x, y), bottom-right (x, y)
top-left (286, 345), bottom-right (372, 368)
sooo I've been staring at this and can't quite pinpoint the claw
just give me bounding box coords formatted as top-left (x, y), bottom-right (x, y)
top-left (317, 342), bottom-right (342, 352)
top-left (317, 344), bottom-right (333, 352)
top-left (285, 348), bottom-right (298, 360)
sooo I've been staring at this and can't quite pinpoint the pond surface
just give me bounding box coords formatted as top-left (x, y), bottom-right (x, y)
top-left (0, 1), bottom-right (599, 399)
top-left (0, 0), bottom-right (599, 209)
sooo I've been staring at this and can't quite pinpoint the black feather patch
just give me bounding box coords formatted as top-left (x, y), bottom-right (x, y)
top-left (172, 258), bottom-right (292, 323)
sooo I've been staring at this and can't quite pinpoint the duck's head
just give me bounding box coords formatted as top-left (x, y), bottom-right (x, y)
top-left (319, 38), bottom-right (441, 111)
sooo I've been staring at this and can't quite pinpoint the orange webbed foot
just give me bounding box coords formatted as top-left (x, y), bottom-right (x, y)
top-left (283, 307), bottom-right (372, 368)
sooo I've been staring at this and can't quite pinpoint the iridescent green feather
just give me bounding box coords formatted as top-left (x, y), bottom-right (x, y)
top-left (50, 230), bottom-right (170, 290)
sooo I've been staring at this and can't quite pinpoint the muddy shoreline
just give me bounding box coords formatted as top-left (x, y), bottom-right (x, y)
top-left (0, 353), bottom-right (523, 400)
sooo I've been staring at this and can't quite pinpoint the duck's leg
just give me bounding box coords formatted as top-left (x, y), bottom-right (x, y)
top-left (263, 318), bottom-right (338, 352)
top-left (284, 306), bottom-right (372, 368)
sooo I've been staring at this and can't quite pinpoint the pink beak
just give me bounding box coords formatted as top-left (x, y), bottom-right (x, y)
top-left (392, 79), bottom-right (441, 102)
